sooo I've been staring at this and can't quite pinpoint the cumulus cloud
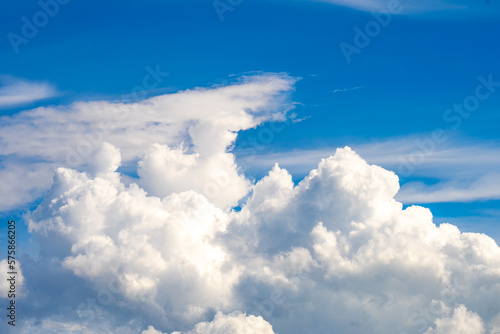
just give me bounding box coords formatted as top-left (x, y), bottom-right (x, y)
top-left (231, 148), bottom-right (500, 333)
top-left (0, 74), bottom-right (295, 211)
top-left (26, 143), bottom-right (238, 330)
top-left (137, 140), bottom-right (249, 210)
top-left (142, 312), bottom-right (274, 334)
top-left (3, 75), bottom-right (500, 334)
top-left (424, 305), bottom-right (485, 334)
top-left (172, 312), bottom-right (275, 334)
top-left (18, 143), bottom-right (500, 333)
top-left (142, 326), bottom-right (167, 334)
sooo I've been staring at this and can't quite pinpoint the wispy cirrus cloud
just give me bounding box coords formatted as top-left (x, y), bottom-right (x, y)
top-left (332, 86), bottom-right (365, 94)
top-left (236, 136), bottom-right (500, 204)
top-left (0, 76), bottom-right (58, 109)
top-left (313, 0), bottom-right (499, 15)
top-left (398, 174), bottom-right (500, 204)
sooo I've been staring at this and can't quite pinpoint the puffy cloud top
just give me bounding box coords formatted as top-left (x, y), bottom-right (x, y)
top-left (3, 75), bottom-right (499, 334)
top-left (21, 144), bottom-right (500, 334)
top-left (0, 74), bottom-right (294, 211)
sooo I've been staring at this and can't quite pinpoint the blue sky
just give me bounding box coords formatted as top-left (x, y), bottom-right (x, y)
top-left (1, 0), bottom-right (500, 244)
top-left (1, 0), bottom-right (500, 255)
top-left (1, 1), bottom-right (500, 333)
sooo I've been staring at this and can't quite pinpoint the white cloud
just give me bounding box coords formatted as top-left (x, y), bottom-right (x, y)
top-left (0, 161), bottom-right (54, 211)
top-left (20, 143), bottom-right (500, 333)
top-left (228, 147), bottom-right (500, 333)
top-left (27, 145), bottom-right (237, 320)
top-left (24, 143), bottom-right (253, 332)
top-left (312, 0), bottom-right (497, 15)
top-left (236, 137), bottom-right (500, 204)
top-left (14, 318), bottom-right (140, 334)
top-left (396, 174), bottom-right (500, 204)
top-left (171, 312), bottom-right (275, 334)
top-left (4, 75), bottom-right (500, 334)
top-left (424, 305), bottom-right (485, 334)
top-left (0, 73), bottom-right (294, 164)
top-left (0, 76), bottom-right (57, 109)
top-left (137, 140), bottom-right (249, 210)
top-left (332, 86), bottom-right (365, 94)
top-left (141, 312), bottom-right (275, 334)
top-left (237, 137), bottom-right (500, 178)
top-left (142, 325), bottom-right (167, 334)
top-left (0, 74), bottom-right (295, 211)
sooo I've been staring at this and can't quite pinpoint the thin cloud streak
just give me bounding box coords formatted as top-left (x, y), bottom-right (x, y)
top-left (238, 139), bottom-right (500, 175)
top-left (398, 174), bottom-right (500, 204)
top-left (236, 136), bottom-right (500, 204)
top-left (332, 86), bottom-right (365, 94)
top-left (312, 0), bottom-right (498, 15)
top-left (0, 77), bottom-right (58, 109)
